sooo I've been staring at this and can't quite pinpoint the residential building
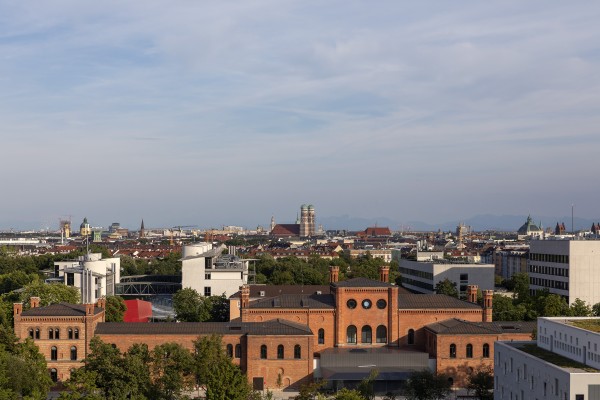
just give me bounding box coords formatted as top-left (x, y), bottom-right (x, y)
top-left (495, 317), bottom-right (600, 400)
top-left (528, 239), bottom-right (600, 305)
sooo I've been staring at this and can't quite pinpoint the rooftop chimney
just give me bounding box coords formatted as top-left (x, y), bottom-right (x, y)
top-left (379, 266), bottom-right (390, 283)
top-left (30, 297), bottom-right (40, 309)
top-left (330, 266), bottom-right (339, 283)
top-left (483, 290), bottom-right (493, 322)
top-left (13, 303), bottom-right (23, 317)
top-left (96, 297), bottom-right (106, 309)
top-left (467, 285), bottom-right (478, 303)
top-left (240, 285), bottom-right (250, 309)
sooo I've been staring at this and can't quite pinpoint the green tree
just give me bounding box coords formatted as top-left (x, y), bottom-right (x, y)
top-left (511, 273), bottom-right (530, 303)
top-left (333, 388), bottom-right (366, 400)
top-left (540, 294), bottom-right (569, 317)
top-left (85, 337), bottom-right (130, 399)
top-left (58, 369), bottom-right (103, 400)
top-left (192, 335), bottom-right (226, 388)
top-left (593, 302), bottom-right (600, 316)
top-left (204, 358), bottom-right (252, 400)
top-left (0, 338), bottom-right (53, 399)
top-left (569, 298), bottom-right (592, 317)
top-left (404, 369), bottom-right (452, 400)
top-left (294, 381), bottom-right (326, 400)
top-left (105, 296), bottom-right (127, 322)
top-left (173, 288), bottom-right (208, 322)
top-left (492, 294), bottom-right (527, 321)
top-left (434, 279), bottom-right (458, 298)
top-left (151, 342), bottom-right (194, 399)
top-left (356, 369), bottom-right (378, 400)
top-left (20, 280), bottom-right (80, 308)
top-left (466, 366), bottom-right (493, 400)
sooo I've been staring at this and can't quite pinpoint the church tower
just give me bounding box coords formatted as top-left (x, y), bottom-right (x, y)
top-left (139, 219), bottom-right (145, 238)
top-left (300, 205), bottom-right (309, 237)
top-left (270, 216), bottom-right (275, 232)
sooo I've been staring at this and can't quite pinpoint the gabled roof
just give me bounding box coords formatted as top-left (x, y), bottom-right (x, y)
top-left (95, 319), bottom-right (313, 336)
top-left (425, 318), bottom-right (536, 335)
top-left (250, 294), bottom-right (335, 309)
top-left (271, 224), bottom-right (300, 236)
top-left (21, 303), bottom-right (103, 317)
top-left (332, 277), bottom-right (394, 288)
top-left (397, 294), bottom-right (482, 310)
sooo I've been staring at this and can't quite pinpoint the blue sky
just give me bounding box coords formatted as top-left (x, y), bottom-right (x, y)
top-left (1, 1), bottom-right (600, 230)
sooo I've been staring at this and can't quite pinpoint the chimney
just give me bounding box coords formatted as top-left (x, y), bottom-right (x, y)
top-left (13, 303), bottom-right (23, 317)
top-left (30, 297), bottom-right (40, 309)
top-left (240, 285), bottom-right (250, 309)
top-left (96, 298), bottom-right (106, 309)
top-left (467, 285), bottom-right (478, 303)
top-left (483, 290), bottom-right (493, 322)
top-left (330, 266), bottom-right (339, 283)
top-left (379, 266), bottom-right (390, 283)
top-left (85, 303), bottom-right (94, 316)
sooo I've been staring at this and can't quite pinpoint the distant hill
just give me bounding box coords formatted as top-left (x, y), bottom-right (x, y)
top-left (320, 214), bottom-right (600, 232)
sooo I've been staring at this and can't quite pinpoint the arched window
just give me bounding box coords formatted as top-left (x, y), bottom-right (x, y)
top-left (361, 326), bottom-right (372, 344)
top-left (68, 328), bottom-right (73, 339)
top-left (51, 346), bottom-right (58, 360)
top-left (50, 368), bottom-right (58, 383)
top-left (408, 329), bottom-right (415, 345)
top-left (35, 328), bottom-right (40, 339)
top-left (347, 325), bottom-right (357, 344)
top-left (74, 328), bottom-right (79, 340)
top-left (483, 343), bottom-right (490, 358)
top-left (28, 328), bottom-right (34, 339)
top-left (294, 345), bottom-right (301, 359)
top-left (235, 344), bottom-right (241, 358)
top-left (55, 328), bottom-right (60, 340)
top-left (226, 344), bottom-right (233, 358)
top-left (70, 346), bottom-right (77, 361)
top-left (260, 345), bottom-right (267, 359)
top-left (318, 328), bottom-right (325, 345)
top-left (48, 328), bottom-right (54, 340)
top-left (449, 344), bottom-right (456, 358)
top-left (448, 377), bottom-right (454, 386)
top-left (466, 344), bottom-right (473, 358)
top-left (376, 325), bottom-right (387, 343)
top-left (277, 345), bottom-right (284, 359)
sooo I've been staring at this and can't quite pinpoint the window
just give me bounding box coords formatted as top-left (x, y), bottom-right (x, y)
top-left (361, 299), bottom-right (372, 309)
top-left (376, 325), bottom-right (387, 343)
top-left (260, 345), bottom-right (267, 359)
top-left (50, 369), bottom-right (58, 383)
top-left (347, 299), bottom-right (357, 309)
top-left (377, 299), bottom-right (387, 309)
top-left (66, 272), bottom-right (74, 286)
top-left (361, 326), bottom-right (372, 344)
top-left (51, 346), bottom-right (58, 360)
top-left (235, 344), bottom-right (241, 358)
top-left (466, 344), bottom-right (473, 358)
top-left (483, 343), bottom-right (490, 358)
top-left (318, 329), bottom-right (325, 345)
top-left (35, 328), bottom-right (40, 340)
top-left (294, 345), bottom-right (301, 359)
top-left (28, 328), bottom-right (34, 339)
top-left (347, 325), bottom-right (357, 344)
top-left (70, 346), bottom-right (77, 361)
top-left (68, 328), bottom-right (73, 339)
top-left (204, 287), bottom-right (211, 297)
top-left (460, 273), bottom-right (468, 281)
top-left (55, 328), bottom-right (60, 340)
top-left (277, 345), bottom-right (284, 359)
top-left (408, 329), bottom-right (415, 345)
top-left (74, 328), bottom-right (79, 340)
top-left (450, 344), bottom-right (457, 358)
top-left (205, 273), bottom-right (211, 280)
top-left (227, 344), bottom-right (233, 358)
top-left (48, 329), bottom-right (54, 340)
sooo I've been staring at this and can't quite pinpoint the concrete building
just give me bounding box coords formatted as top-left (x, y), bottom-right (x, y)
top-left (181, 242), bottom-right (251, 298)
top-left (528, 239), bottom-right (600, 305)
top-left (51, 253), bottom-right (120, 304)
top-left (398, 257), bottom-right (494, 297)
top-left (495, 317), bottom-right (600, 400)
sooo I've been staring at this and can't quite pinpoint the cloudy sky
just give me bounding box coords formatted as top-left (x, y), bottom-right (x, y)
top-left (1, 1), bottom-right (599, 230)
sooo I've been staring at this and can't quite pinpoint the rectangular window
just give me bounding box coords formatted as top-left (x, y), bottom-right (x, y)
top-left (66, 273), bottom-right (74, 286)
top-left (204, 287), bottom-right (211, 297)
top-left (460, 273), bottom-right (468, 281)
top-left (205, 273), bottom-right (211, 280)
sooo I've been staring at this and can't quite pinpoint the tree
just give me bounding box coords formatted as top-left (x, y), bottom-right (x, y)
top-left (492, 294), bottom-right (527, 321)
top-left (569, 298), bottom-right (592, 317)
top-left (204, 358), bottom-right (252, 400)
top-left (466, 366), bottom-right (493, 400)
top-left (192, 335), bottom-right (226, 388)
top-left (356, 369), bottom-right (378, 400)
top-left (105, 296), bottom-right (127, 322)
top-left (333, 388), bottom-right (366, 400)
top-left (434, 279), bottom-right (458, 298)
top-left (151, 342), bottom-right (194, 399)
top-left (404, 369), bottom-right (452, 400)
top-left (540, 294), bottom-right (569, 317)
top-left (20, 280), bottom-right (80, 308)
top-left (592, 302), bottom-right (600, 317)
top-left (511, 273), bottom-right (530, 303)
top-left (58, 369), bottom-right (103, 400)
top-left (0, 338), bottom-right (53, 399)
top-left (173, 288), bottom-right (208, 322)
top-left (294, 381), bottom-right (326, 400)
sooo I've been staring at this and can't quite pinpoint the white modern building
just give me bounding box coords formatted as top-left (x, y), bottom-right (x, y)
top-left (51, 253), bottom-right (120, 303)
top-left (495, 317), bottom-right (600, 400)
top-left (181, 243), bottom-right (252, 298)
top-left (528, 239), bottom-right (600, 305)
top-left (398, 257), bottom-right (494, 297)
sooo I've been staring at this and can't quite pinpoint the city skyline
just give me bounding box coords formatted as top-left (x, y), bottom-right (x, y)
top-left (2, 1), bottom-right (600, 230)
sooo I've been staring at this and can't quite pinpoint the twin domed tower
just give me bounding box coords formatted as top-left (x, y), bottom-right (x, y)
top-left (299, 204), bottom-right (315, 237)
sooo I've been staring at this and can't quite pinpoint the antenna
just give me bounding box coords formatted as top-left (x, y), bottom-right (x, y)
top-left (571, 204), bottom-right (575, 236)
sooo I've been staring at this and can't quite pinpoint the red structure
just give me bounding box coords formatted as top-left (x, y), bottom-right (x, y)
top-left (123, 299), bottom-right (152, 323)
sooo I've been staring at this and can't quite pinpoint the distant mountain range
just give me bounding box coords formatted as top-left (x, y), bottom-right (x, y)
top-left (319, 214), bottom-right (600, 232)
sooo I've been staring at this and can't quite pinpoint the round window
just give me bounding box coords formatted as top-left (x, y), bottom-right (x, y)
top-left (362, 299), bottom-right (372, 309)
top-left (376, 299), bottom-right (387, 309)
top-left (347, 299), bottom-right (357, 309)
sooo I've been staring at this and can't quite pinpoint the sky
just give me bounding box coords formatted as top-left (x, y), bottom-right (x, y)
top-left (1, 1), bottom-right (600, 231)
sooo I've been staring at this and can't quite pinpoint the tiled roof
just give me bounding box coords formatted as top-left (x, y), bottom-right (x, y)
top-left (271, 224), bottom-right (300, 236)
top-left (229, 284), bottom-right (331, 299)
top-left (95, 319), bottom-right (313, 336)
top-left (397, 294), bottom-right (482, 310)
top-left (249, 294), bottom-right (335, 309)
top-left (332, 277), bottom-right (394, 288)
top-left (425, 318), bottom-right (536, 335)
top-left (21, 303), bottom-right (103, 317)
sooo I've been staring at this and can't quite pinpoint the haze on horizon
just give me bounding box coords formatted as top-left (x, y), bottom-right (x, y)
top-left (1, 1), bottom-right (599, 231)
